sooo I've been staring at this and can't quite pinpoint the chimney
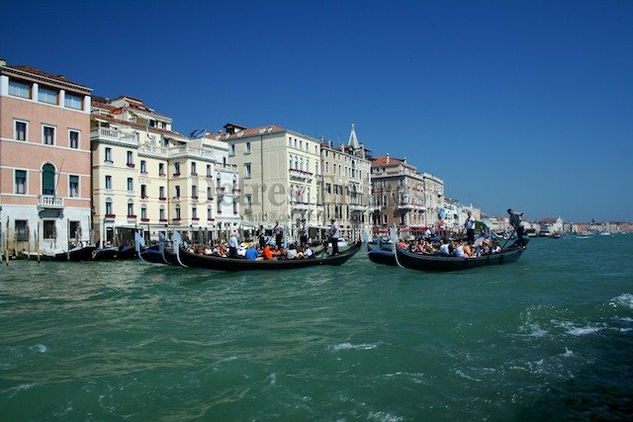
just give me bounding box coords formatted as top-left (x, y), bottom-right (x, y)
top-left (386, 153), bottom-right (390, 163)
top-left (403, 156), bottom-right (407, 164)
top-left (0, 58), bottom-right (6, 67)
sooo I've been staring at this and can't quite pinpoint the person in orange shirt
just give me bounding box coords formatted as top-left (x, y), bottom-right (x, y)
top-left (262, 243), bottom-right (274, 260)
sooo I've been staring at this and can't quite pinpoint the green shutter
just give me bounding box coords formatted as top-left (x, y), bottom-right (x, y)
top-left (42, 164), bottom-right (55, 195)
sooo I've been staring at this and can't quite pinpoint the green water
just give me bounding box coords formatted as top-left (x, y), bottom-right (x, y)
top-left (1, 235), bottom-right (632, 421)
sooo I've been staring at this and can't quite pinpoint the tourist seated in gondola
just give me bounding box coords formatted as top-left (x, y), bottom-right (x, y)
top-left (262, 242), bottom-right (274, 260)
top-left (287, 244), bottom-right (298, 259)
top-left (439, 239), bottom-right (450, 256)
top-left (245, 244), bottom-right (258, 261)
top-left (491, 240), bottom-right (502, 254)
top-left (204, 245), bottom-right (213, 255)
top-left (463, 243), bottom-right (473, 258)
top-left (303, 245), bottom-right (314, 258)
top-left (275, 244), bottom-right (286, 259)
top-left (452, 241), bottom-right (465, 257)
top-left (237, 242), bottom-right (247, 257)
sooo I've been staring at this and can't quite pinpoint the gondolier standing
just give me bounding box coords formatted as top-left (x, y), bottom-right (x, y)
top-left (465, 211), bottom-right (475, 244)
top-left (300, 218), bottom-right (309, 247)
top-left (274, 221), bottom-right (284, 248)
top-left (329, 218), bottom-right (340, 256)
top-left (507, 208), bottom-right (526, 246)
top-left (228, 231), bottom-right (239, 258)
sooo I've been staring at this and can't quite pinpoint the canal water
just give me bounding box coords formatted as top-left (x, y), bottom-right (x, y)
top-left (1, 234), bottom-right (632, 421)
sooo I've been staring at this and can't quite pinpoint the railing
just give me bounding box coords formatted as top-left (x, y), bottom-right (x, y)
top-left (91, 127), bottom-right (136, 144)
top-left (139, 144), bottom-right (168, 156)
top-left (168, 145), bottom-right (214, 160)
top-left (38, 195), bottom-right (64, 209)
top-left (289, 168), bottom-right (313, 179)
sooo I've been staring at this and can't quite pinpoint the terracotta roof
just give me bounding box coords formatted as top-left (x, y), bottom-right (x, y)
top-left (217, 125), bottom-right (286, 140)
top-left (112, 95), bottom-right (144, 104)
top-left (372, 155), bottom-right (408, 167)
top-left (6, 65), bottom-right (90, 89)
top-left (91, 101), bottom-right (118, 112)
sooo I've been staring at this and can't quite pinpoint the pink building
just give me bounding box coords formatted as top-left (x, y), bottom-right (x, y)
top-left (0, 60), bottom-right (92, 255)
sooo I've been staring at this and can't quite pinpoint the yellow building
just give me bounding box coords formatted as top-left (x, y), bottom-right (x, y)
top-left (216, 123), bottom-right (323, 238)
top-left (90, 96), bottom-right (238, 246)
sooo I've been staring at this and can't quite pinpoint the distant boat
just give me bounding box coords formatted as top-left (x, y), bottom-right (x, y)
top-left (599, 232), bottom-right (612, 236)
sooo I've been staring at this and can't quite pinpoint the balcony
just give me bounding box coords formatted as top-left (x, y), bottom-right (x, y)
top-left (398, 202), bottom-right (425, 211)
top-left (127, 214), bottom-right (137, 219)
top-left (141, 218), bottom-right (150, 222)
top-left (349, 203), bottom-right (367, 212)
top-left (38, 195), bottom-right (64, 209)
top-left (104, 214), bottom-right (116, 220)
top-left (91, 127), bottom-right (137, 145)
top-left (192, 217), bottom-right (200, 221)
top-left (290, 201), bottom-right (312, 210)
top-left (289, 168), bottom-right (313, 180)
top-left (126, 163), bottom-right (136, 168)
top-left (168, 145), bottom-right (214, 160)
top-left (159, 218), bottom-right (168, 223)
top-left (159, 197), bottom-right (167, 201)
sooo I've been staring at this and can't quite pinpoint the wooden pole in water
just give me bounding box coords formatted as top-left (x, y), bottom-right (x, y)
top-left (66, 219), bottom-right (70, 261)
top-left (37, 225), bottom-right (41, 264)
top-left (4, 217), bottom-right (9, 265)
top-left (27, 224), bottom-right (31, 261)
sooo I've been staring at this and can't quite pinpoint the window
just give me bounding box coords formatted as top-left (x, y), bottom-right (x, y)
top-left (64, 92), bottom-right (83, 110)
top-left (14, 170), bottom-right (27, 194)
top-left (69, 130), bottom-right (79, 149)
top-left (14, 120), bottom-right (28, 141)
top-left (105, 199), bottom-right (113, 215)
top-left (191, 185), bottom-right (198, 199)
top-left (8, 78), bottom-right (31, 98)
top-left (105, 147), bottom-right (112, 162)
top-left (174, 162), bottom-right (181, 175)
top-left (207, 207), bottom-right (212, 219)
top-left (105, 175), bottom-right (112, 190)
top-left (192, 207), bottom-right (198, 219)
top-left (141, 184), bottom-right (147, 198)
top-left (127, 201), bottom-right (134, 217)
top-left (141, 206), bottom-right (147, 220)
top-left (159, 207), bottom-right (165, 220)
top-left (246, 194), bottom-right (252, 208)
top-left (174, 205), bottom-right (181, 219)
top-left (42, 164), bottom-right (55, 195)
top-left (245, 142), bottom-right (251, 154)
top-left (43, 220), bottom-right (56, 239)
top-left (42, 125), bottom-right (55, 145)
top-left (38, 86), bottom-right (58, 105)
top-left (159, 186), bottom-right (165, 198)
top-left (126, 151), bottom-right (134, 166)
top-left (206, 164), bottom-right (212, 177)
top-left (207, 187), bottom-right (212, 200)
top-left (191, 162), bottom-right (197, 175)
top-left (325, 162), bottom-right (329, 172)
top-left (230, 144), bottom-right (235, 155)
top-left (70, 221), bottom-right (81, 238)
top-left (159, 163), bottom-right (165, 176)
top-left (140, 160), bottom-right (147, 173)
top-left (127, 178), bottom-right (133, 192)
top-left (326, 183), bottom-right (331, 194)
top-left (15, 220), bottom-right (28, 241)
top-left (233, 199), bottom-right (238, 214)
top-left (69, 175), bottom-right (79, 197)
top-left (245, 163), bottom-right (252, 178)
top-left (174, 185), bottom-right (180, 198)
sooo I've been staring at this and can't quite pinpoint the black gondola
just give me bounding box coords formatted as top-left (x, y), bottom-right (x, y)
top-left (176, 241), bottom-right (362, 271)
top-left (53, 245), bottom-right (96, 261)
top-left (92, 245), bottom-right (137, 260)
top-left (367, 242), bottom-right (397, 266)
top-left (393, 244), bottom-right (526, 272)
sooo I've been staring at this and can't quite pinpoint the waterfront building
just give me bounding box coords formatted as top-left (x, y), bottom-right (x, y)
top-left (536, 217), bottom-right (564, 236)
top-left (370, 155), bottom-right (444, 230)
top-left (0, 60), bottom-right (92, 254)
top-left (215, 123), bottom-right (323, 239)
top-left (443, 197), bottom-right (482, 233)
top-left (90, 96), bottom-right (238, 246)
top-left (319, 124), bottom-right (372, 240)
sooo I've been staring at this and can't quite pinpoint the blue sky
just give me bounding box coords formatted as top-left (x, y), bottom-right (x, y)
top-left (2, 0), bottom-right (632, 221)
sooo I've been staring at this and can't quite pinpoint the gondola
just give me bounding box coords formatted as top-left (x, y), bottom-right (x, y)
top-left (92, 245), bottom-right (137, 260)
top-left (176, 241), bottom-right (362, 271)
top-left (393, 244), bottom-right (526, 272)
top-left (53, 245), bottom-right (96, 261)
top-left (367, 242), bottom-right (396, 266)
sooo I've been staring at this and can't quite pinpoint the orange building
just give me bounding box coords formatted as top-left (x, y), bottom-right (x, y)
top-left (0, 60), bottom-right (92, 255)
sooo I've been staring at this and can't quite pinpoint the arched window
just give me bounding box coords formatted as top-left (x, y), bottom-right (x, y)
top-left (294, 157), bottom-right (298, 169)
top-left (42, 163), bottom-right (55, 195)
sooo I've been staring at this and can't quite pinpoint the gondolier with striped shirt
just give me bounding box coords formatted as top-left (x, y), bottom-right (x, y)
top-left (465, 211), bottom-right (476, 244)
top-left (329, 218), bottom-right (340, 256)
top-left (508, 208), bottom-right (527, 246)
